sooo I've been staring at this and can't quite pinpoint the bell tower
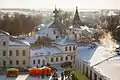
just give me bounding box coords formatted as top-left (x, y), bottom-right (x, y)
top-left (73, 7), bottom-right (82, 28)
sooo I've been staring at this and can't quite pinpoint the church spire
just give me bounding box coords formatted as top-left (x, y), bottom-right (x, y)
top-left (53, 5), bottom-right (60, 22)
top-left (53, 5), bottom-right (59, 17)
top-left (73, 6), bottom-right (82, 28)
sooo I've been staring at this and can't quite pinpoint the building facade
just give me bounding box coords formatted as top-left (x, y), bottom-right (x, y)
top-left (75, 43), bottom-right (115, 80)
top-left (30, 37), bottom-right (77, 67)
top-left (0, 30), bottom-right (30, 68)
top-left (35, 7), bottom-right (65, 41)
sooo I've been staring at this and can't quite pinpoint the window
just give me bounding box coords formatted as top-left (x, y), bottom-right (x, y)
top-left (99, 77), bottom-right (102, 80)
top-left (69, 46), bottom-right (71, 51)
top-left (38, 59), bottom-right (40, 64)
top-left (23, 60), bottom-right (26, 65)
top-left (51, 58), bottom-right (54, 62)
top-left (9, 50), bottom-right (12, 56)
top-left (53, 30), bottom-right (56, 34)
top-left (16, 50), bottom-right (19, 56)
top-left (73, 46), bottom-right (76, 51)
top-left (86, 66), bottom-right (88, 77)
top-left (56, 57), bottom-right (58, 62)
top-left (23, 50), bottom-right (26, 56)
top-left (65, 47), bottom-right (67, 51)
top-left (56, 36), bottom-right (59, 39)
top-left (47, 34), bottom-right (48, 36)
top-left (3, 42), bottom-right (6, 46)
top-left (90, 70), bottom-right (92, 80)
top-left (3, 60), bottom-right (6, 66)
top-left (33, 60), bottom-right (35, 64)
top-left (66, 56), bottom-right (68, 60)
top-left (73, 32), bottom-right (74, 34)
top-left (75, 34), bottom-right (77, 39)
top-left (71, 56), bottom-right (73, 60)
top-left (16, 60), bottom-right (19, 65)
top-left (83, 64), bottom-right (85, 74)
top-left (94, 73), bottom-right (97, 80)
top-left (3, 50), bottom-right (6, 56)
top-left (9, 60), bottom-right (13, 65)
top-left (61, 57), bottom-right (63, 61)
top-left (42, 60), bottom-right (45, 65)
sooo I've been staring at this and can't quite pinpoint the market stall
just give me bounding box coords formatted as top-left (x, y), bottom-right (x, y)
top-left (6, 68), bottom-right (19, 77)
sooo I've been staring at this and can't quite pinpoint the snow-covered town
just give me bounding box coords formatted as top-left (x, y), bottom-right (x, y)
top-left (1, 1), bottom-right (120, 80)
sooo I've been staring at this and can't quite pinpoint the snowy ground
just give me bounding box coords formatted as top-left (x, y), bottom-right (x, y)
top-left (0, 75), bottom-right (50, 80)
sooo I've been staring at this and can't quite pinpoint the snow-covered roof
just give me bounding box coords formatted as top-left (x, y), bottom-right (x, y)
top-left (76, 42), bottom-right (115, 66)
top-left (16, 36), bottom-right (36, 44)
top-left (35, 28), bottom-right (47, 35)
top-left (94, 55), bottom-right (120, 80)
top-left (69, 25), bottom-right (97, 34)
top-left (9, 37), bottom-right (30, 46)
top-left (46, 22), bottom-right (54, 28)
top-left (48, 21), bottom-right (65, 28)
top-left (30, 46), bottom-right (63, 57)
top-left (55, 37), bottom-right (76, 46)
top-left (0, 29), bottom-right (10, 36)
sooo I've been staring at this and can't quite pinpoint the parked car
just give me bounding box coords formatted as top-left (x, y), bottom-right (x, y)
top-left (18, 67), bottom-right (29, 72)
top-left (61, 62), bottom-right (72, 68)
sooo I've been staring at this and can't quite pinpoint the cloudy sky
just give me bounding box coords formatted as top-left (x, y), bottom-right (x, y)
top-left (0, 0), bottom-right (120, 9)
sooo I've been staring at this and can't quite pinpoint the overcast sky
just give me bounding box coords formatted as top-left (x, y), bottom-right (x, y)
top-left (0, 0), bottom-right (120, 9)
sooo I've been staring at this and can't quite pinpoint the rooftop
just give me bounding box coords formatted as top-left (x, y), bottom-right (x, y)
top-left (0, 29), bottom-right (10, 36)
top-left (94, 55), bottom-right (120, 80)
top-left (9, 37), bottom-right (30, 46)
top-left (76, 42), bottom-right (120, 80)
top-left (76, 42), bottom-right (115, 66)
top-left (30, 46), bottom-right (63, 57)
top-left (16, 36), bottom-right (36, 44)
top-left (55, 37), bottom-right (76, 46)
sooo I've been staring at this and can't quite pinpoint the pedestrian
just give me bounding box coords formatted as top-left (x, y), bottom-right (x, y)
top-left (41, 71), bottom-right (44, 79)
top-left (61, 72), bottom-right (64, 80)
top-left (71, 73), bottom-right (75, 80)
top-left (69, 75), bottom-right (72, 80)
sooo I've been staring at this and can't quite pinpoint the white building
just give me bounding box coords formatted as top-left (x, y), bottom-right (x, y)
top-left (35, 8), bottom-right (65, 41)
top-left (68, 25), bottom-right (97, 41)
top-left (30, 37), bottom-right (77, 67)
top-left (0, 30), bottom-right (30, 68)
top-left (66, 7), bottom-right (97, 42)
top-left (75, 42), bottom-right (120, 80)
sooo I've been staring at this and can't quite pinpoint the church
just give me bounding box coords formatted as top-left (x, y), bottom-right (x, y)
top-left (35, 7), bottom-right (97, 43)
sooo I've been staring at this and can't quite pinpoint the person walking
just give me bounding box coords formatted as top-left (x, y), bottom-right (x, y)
top-left (61, 72), bottom-right (64, 80)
